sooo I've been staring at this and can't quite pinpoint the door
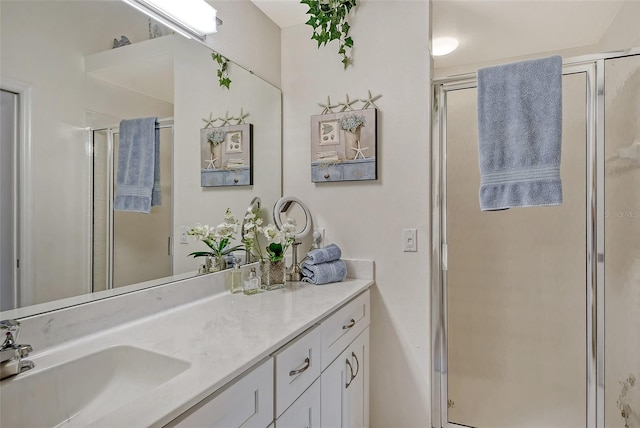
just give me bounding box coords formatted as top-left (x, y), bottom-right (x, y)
top-left (321, 328), bottom-right (369, 428)
top-left (0, 89), bottom-right (18, 310)
top-left (92, 126), bottom-right (173, 291)
top-left (441, 71), bottom-right (589, 427)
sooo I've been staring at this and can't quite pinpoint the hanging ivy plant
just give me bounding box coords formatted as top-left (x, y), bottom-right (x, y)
top-left (211, 52), bottom-right (231, 89)
top-left (301, 0), bottom-right (357, 69)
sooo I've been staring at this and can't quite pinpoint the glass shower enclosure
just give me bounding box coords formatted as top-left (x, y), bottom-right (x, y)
top-left (431, 51), bottom-right (640, 428)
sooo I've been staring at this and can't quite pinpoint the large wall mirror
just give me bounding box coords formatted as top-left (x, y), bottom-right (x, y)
top-left (0, 1), bottom-right (282, 317)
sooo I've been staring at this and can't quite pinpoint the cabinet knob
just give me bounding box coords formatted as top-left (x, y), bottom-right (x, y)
top-left (324, 173), bottom-right (330, 179)
top-left (233, 178), bottom-right (239, 184)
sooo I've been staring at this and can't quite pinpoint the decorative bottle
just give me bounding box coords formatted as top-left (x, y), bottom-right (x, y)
top-left (243, 268), bottom-right (261, 295)
top-left (229, 258), bottom-right (243, 294)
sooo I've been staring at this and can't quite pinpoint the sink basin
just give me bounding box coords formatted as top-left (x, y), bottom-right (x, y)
top-left (0, 345), bottom-right (190, 428)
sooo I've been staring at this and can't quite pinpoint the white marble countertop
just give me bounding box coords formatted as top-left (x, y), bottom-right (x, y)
top-left (24, 277), bottom-right (372, 427)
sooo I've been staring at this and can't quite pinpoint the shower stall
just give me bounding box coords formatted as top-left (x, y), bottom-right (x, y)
top-left (91, 120), bottom-right (174, 292)
top-left (431, 51), bottom-right (640, 428)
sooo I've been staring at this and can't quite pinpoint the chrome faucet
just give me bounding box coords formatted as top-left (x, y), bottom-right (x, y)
top-left (0, 320), bottom-right (34, 380)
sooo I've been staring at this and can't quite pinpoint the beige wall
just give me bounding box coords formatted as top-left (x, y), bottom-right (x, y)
top-left (281, 1), bottom-right (431, 426)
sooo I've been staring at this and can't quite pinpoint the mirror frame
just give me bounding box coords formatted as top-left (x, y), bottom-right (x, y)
top-left (273, 196), bottom-right (312, 241)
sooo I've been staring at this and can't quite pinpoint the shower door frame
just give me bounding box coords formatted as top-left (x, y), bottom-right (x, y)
top-left (430, 49), bottom-right (640, 428)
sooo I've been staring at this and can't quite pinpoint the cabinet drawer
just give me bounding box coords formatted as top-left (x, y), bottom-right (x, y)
top-left (311, 164), bottom-right (343, 182)
top-left (274, 326), bottom-right (321, 418)
top-left (275, 378), bottom-right (320, 428)
top-left (320, 290), bottom-right (370, 370)
top-left (167, 358), bottom-right (273, 428)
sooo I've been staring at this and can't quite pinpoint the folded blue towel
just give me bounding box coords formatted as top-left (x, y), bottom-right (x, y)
top-left (477, 55), bottom-right (563, 211)
top-left (114, 117), bottom-right (161, 213)
top-left (305, 243), bottom-right (342, 265)
top-left (301, 260), bottom-right (347, 285)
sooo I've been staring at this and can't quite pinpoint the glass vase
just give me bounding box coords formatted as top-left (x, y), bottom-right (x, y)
top-left (260, 259), bottom-right (285, 290)
top-left (206, 255), bottom-right (226, 273)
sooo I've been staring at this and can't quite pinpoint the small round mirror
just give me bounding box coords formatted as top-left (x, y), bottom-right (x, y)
top-left (273, 196), bottom-right (312, 241)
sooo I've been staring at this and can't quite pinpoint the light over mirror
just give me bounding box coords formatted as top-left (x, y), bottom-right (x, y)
top-left (0, 0), bottom-right (282, 318)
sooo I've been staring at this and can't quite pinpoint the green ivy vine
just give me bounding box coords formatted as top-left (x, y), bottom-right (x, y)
top-left (211, 52), bottom-right (231, 89)
top-left (301, 0), bottom-right (357, 69)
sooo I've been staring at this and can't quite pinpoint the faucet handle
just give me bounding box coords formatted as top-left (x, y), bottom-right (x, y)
top-left (0, 319), bottom-right (21, 349)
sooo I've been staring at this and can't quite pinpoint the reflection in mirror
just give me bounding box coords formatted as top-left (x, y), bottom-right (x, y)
top-left (0, 1), bottom-right (282, 318)
top-left (273, 196), bottom-right (312, 281)
top-left (241, 197), bottom-right (261, 262)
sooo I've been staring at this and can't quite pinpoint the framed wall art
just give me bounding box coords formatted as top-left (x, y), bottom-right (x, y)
top-left (310, 108), bottom-right (377, 182)
top-left (200, 123), bottom-right (253, 187)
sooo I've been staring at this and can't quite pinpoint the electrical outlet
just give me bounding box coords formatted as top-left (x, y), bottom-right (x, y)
top-left (313, 228), bottom-right (325, 248)
top-left (402, 228), bottom-right (417, 252)
top-left (180, 226), bottom-right (189, 244)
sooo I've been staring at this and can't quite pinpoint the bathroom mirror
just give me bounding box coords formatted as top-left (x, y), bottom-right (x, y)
top-left (0, 1), bottom-right (282, 317)
top-left (273, 196), bottom-right (312, 241)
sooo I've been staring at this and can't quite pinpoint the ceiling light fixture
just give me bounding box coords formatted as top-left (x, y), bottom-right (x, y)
top-left (432, 37), bottom-right (459, 56)
top-left (122, 0), bottom-right (218, 41)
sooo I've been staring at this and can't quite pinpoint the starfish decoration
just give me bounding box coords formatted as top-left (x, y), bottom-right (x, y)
top-left (360, 90), bottom-right (382, 109)
top-left (235, 108), bottom-right (250, 125)
top-left (205, 155), bottom-right (218, 169)
top-left (202, 113), bottom-right (217, 128)
top-left (337, 94), bottom-right (358, 112)
top-left (318, 96), bottom-right (338, 114)
top-left (351, 141), bottom-right (368, 160)
top-left (218, 111), bottom-right (235, 127)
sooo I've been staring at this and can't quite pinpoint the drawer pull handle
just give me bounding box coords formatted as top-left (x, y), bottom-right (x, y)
top-left (345, 358), bottom-right (354, 389)
top-left (289, 357), bottom-right (310, 376)
top-left (324, 173), bottom-right (330, 179)
top-left (233, 178), bottom-right (239, 184)
top-left (342, 319), bottom-right (356, 330)
top-left (351, 351), bottom-right (360, 380)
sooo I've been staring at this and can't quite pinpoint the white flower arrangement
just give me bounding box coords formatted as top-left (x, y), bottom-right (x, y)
top-left (338, 114), bottom-right (366, 133)
top-left (207, 129), bottom-right (226, 147)
top-left (242, 209), bottom-right (296, 262)
top-left (188, 208), bottom-right (241, 258)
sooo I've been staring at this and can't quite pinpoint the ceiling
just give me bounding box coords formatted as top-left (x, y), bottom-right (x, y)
top-left (250, 0), bottom-right (627, 70)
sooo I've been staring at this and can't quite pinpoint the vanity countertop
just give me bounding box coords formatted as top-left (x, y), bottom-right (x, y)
top-left (26, 276), bottom-right (372, 427)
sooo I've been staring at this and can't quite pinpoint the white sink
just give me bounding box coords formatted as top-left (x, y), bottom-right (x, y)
top-left (0, 345), bottom-right (190, 428)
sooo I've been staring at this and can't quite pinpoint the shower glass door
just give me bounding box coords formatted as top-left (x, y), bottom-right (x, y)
top-left (604, 54), bottom-right (640, 428)
top-left (444, 72), bottom-right (588, 428)
top-left (92, 126), bottom-right (173, 291)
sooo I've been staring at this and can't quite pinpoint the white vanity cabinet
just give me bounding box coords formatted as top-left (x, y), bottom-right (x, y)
top-left (166, 358), bottom-right (274, 428)
top-left (166, 288), bottom-right (370, 428)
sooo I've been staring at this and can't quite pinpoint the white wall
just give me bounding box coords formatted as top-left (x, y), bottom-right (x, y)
top-left (172, 36), bottom-right (282, 274)
top-left (208, 0), bottom-right (282, 88)
top-left (281, 1), bottom-right (431, 426)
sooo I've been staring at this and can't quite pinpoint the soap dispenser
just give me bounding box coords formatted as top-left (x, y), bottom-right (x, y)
top-left (243, 268), bottom-right (260, 295)
top-left (229, 258), bottom-right (243, 294)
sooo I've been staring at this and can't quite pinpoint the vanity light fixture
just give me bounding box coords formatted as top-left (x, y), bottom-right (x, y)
top-left (432, 36), bottom-right (459, 56)
top-left (121, 0), bottom-right (218, 41)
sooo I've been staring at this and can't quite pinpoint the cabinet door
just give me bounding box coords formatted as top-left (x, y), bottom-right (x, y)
top-left (276, 378), bottom-right (320, 428)
top-left (320, 328), bottom-right (369, 428)
top-left (167, 358), bottom-right (273, 428)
